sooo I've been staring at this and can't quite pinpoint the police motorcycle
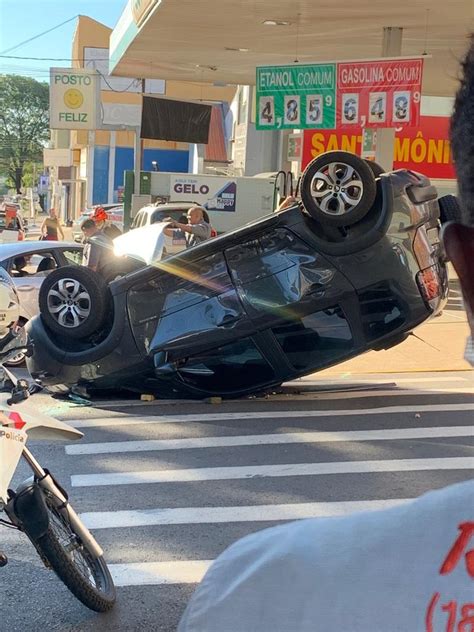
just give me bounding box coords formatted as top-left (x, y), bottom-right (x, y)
top-left (0, 268), bottom-right (115, 612)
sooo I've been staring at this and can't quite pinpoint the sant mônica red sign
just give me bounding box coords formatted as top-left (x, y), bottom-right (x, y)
top-left (302, 116), bottom-right (455, 180)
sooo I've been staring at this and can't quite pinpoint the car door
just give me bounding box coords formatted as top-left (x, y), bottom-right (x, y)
top-left (224, 227), bottom-right (355, 329)
top-left (8, 250), bottom-right (61, 319)
top-left (128, 251), bottom-right (256, 360)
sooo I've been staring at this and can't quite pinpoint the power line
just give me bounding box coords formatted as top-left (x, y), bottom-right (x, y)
top-left (0, 16), bottom-right (79, 56)
top-left (0, 54), bottom-right (109, 62)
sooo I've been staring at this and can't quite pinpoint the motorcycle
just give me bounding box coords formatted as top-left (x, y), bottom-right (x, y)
top-left (0, 334), bottom-right (116, 612)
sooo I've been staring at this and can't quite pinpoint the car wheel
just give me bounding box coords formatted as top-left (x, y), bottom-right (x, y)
top-left (5, 350), bottom-right (26, 366)
top-left (365, 160), bottom-right (385, 178)
top-left (438, 195), bottom-right (463, 224)
top-left (300, 151), bottom-right (377, 227)
top-left (38, 266), bottom-right (108, 340)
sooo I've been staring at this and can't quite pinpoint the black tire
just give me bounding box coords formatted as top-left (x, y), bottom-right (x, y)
top-left (301, 151), bottom-right (377, 227)
top-left (365, 160), bottom-right (385, 178)
top-left (438, 194), bottom-right (463, 224)
top-left (34, 494), bottom-right (116, 612)
top-left (39, 266), bottom-right (108, 340)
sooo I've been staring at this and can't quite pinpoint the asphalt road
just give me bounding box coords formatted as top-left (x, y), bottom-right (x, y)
top-left (1, 370), bottom-right (473, 632)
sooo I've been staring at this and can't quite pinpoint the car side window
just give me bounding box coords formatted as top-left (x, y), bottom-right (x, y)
top-left (62, 249), bottom-right (83, 266)
top-left (151, 210), bottom-right (166, 224)
top-left (272, 306), bottom-right (354, 371)
top-left (131, 211), bottom-right (142, 229)
top-left (177, 338), bottom-right (275, 392)
top-left (10, 252), bottom-right (58, 277)
top-left (225, 228), bottom-right (310, 286)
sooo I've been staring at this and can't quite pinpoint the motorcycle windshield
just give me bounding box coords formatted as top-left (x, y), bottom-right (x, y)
top-left (113, 223), bottom-right (168, 265)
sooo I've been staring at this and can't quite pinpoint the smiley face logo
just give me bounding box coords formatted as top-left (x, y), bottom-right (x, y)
top-left (63, 88), bottom-right (83, 109)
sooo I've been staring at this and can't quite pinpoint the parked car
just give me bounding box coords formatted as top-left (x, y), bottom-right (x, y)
top-left (0, 241), bottom-right (83, 364)
top-left (27, 152), bottom-right (448, 399)
top-left (72, 205), bottom-right (123, 242)
top-left (0, 203), bottom-right (27, 242)
top-left (132, 202), bottom-right (218, 239)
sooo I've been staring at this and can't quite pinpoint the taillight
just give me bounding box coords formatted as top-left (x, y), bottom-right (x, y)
top-left (413, 228), bottom-right (432, 270)
top-left (416, 265), bottom-right (441, 303)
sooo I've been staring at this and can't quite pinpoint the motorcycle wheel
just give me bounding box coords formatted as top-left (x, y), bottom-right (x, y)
top-left (34, 493), bottom-right (116, 612)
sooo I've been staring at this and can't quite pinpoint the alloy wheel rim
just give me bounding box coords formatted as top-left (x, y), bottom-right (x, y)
top-left (47, 278), bottom-right (91, 328)
top-left (310, 162), bottom-right (364, 216)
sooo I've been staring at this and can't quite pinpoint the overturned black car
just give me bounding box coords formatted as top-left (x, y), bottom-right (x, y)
top-left (27, 151), bottom-right (449, 399)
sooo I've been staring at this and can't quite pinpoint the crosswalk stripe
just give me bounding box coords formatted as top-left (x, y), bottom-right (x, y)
top-left (110, 560), bottom-right (211, 587)
top-left (292, 376), bottom-right (471, 384)
top-left (65, 425), bottom-right (474, 456)
top-left (81, 498), bottom-right (408, 530)
top-left (71, 457), bottom-right (474, 487)
top-left (70, 403), bottom-right (474, 429)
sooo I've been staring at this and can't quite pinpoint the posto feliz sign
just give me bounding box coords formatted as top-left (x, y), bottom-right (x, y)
top-left (49, 68), bottom-right (99, 130)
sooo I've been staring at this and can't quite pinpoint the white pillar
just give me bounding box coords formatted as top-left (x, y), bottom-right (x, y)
top-left (108, 131), bottom-right (116, 204)
top-left (86, 130), bottom-right (95, 207)
top-left (375, 27), bottom-right (403, 171)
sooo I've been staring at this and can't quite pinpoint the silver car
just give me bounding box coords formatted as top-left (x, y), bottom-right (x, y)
top-left (0, 241), bottom-right (83, 363)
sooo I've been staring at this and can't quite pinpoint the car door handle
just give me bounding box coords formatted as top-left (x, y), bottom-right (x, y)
top-left (16, 285), bottom-right (35, 291)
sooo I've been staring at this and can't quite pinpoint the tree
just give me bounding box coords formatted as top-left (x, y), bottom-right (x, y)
top-left (0, 75), bottom-right (49, 194)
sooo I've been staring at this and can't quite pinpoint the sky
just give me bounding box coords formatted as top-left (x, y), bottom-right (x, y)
top-left (0, 0), bottom-right (126, 83)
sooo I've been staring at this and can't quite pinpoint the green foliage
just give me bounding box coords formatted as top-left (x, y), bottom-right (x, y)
top-left (0, 75), bottom-right (49, 193)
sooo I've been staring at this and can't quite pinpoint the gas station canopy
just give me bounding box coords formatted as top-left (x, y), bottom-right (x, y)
top-left (110, 0), bottom-right (473, 96)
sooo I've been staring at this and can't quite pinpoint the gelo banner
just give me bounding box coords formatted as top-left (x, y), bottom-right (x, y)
top-left (337, 58), bottom-right (423, 128)
top-left (302, 116), bottom-right (455, 180)
top-left (170, 175), bottom-right (237, 212)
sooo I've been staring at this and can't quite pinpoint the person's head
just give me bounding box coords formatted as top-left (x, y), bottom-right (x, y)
top-left (81, 218), bottom-right (98, 239)
top-left (14, 256), bottom-right (26, 271)
top-left (187, 206), bottom-right (205, 225)
top-left (91, 206), bottom-right (108, 228)
top-left (49, 208), bottom-right (56, 219)
top-left (446, 34), bottom-right (474, 357)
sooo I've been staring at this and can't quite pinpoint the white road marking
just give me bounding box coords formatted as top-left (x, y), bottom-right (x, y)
top-left (81, 498), bottom-right (408, 530)
top-left (71, 457), bottom-right (474, 488)
top-left (110, 560), bottom-right (211, 587)
top-left (70, 404), bottom-right (474, 429)
top-left (295, 376), bottom-right (472, 384)
top-left (66, 425), bottom-right (474, 456)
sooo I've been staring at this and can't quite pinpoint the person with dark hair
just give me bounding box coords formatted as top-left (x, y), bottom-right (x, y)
top-left (12, 256), bottom-right (29, 277)
top-left (81, 218), bottom-right (114, 275)
top-left (179, 39), bottom-right (474, 632)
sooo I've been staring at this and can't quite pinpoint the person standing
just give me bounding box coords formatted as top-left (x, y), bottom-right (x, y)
top-left (163, 206), bottom-right (211, 248)
top-left (91, 206), bottom-right (122, 239)
top-left (80, 218), bottom-right (114, 276)
top-left (40, 208), bottom-right (64, 241)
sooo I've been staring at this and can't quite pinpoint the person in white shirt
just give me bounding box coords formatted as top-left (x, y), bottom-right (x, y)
top-left (178, 37), bottom-right (474, 632)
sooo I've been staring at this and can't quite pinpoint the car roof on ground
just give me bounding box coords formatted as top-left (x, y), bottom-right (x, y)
top-left (0, 241), bottom-right (81, 260)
